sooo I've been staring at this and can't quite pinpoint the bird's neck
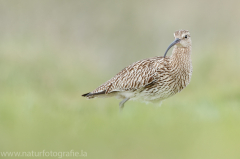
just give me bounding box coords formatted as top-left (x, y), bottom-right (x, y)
top-left (169, 46), bottom-right (192, 71)
top-left (170, 46), bottom-right (191, 62)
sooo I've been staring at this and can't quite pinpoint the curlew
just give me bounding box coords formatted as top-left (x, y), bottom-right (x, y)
top-left (82, 30), bottom-right (192, 110)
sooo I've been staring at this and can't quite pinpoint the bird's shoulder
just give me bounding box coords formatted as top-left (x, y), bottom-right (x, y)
top-left (118, 56), bottom-right (169, 75)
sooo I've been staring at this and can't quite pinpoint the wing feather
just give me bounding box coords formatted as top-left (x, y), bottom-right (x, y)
top-left (90, 56), bottom-right (167, 95)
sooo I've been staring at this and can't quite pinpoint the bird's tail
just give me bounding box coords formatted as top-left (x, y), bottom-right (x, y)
top-left (82, 90), bottom-right (106, 99)
top-left (82, 92), bottom-right (90, 97)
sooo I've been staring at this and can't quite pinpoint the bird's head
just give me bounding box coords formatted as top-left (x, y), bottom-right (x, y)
top-left (164, 30), bottom-right (191, 58)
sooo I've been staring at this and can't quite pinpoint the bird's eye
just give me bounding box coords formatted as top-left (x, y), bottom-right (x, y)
top-left (184, 35), bottom-right (188, 38)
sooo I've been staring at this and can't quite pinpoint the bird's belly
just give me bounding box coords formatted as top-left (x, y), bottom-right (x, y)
top-left (136, 87), bottom-right (176, 102)
top-left (117, 87), bottom-right (176, 103)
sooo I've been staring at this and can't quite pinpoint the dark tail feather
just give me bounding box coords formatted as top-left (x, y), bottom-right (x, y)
top-left (82, 90), bottom-right (106, 97)
top-left (82, 92), bottom-right (91, 97)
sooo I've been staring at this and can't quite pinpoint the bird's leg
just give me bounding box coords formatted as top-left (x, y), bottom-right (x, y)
top-left (119, 98), bottom-right (130, 111)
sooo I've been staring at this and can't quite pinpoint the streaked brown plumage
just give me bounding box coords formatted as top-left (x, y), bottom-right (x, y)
top-left (83, 30), bottom-right (192, 110)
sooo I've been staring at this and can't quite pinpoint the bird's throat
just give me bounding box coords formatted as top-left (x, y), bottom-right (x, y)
top-left (170, 47), bottom-right (191, 62)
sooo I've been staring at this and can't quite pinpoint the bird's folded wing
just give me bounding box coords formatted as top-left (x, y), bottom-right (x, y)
top-left (92, 57), bottom-right (165, 94)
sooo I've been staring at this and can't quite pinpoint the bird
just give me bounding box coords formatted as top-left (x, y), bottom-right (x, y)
top-left (82, 30), bottom-right (192, 110)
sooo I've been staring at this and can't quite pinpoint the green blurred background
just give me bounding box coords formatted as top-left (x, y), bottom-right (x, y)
top-left (0, 0), bottom-right (240, 158)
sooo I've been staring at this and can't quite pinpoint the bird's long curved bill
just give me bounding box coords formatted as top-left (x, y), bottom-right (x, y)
top-left (164, 38), bottom-right (181, 58)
